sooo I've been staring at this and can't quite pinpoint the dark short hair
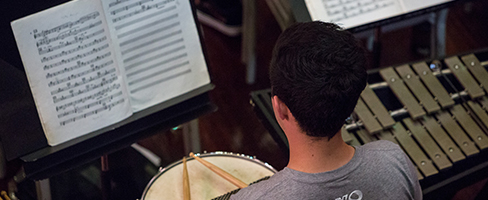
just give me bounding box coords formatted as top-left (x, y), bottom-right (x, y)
top-left (270, 21), bottom-right (367, 138)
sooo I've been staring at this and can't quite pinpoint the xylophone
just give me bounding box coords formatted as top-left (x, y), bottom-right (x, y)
top-left (250, 49), bottom-right (488, 199)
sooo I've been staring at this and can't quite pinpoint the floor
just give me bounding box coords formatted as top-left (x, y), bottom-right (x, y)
top-left (7, 0), bottom-right (488, 199)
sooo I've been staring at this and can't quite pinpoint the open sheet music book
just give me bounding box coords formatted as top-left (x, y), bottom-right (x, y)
top-left (11, 0), bottom-right (211, 146)
top-left (305, 0), bottom-right (451, 29)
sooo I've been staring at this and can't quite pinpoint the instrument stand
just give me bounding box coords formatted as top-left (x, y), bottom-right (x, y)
top-left (355, 8), bottom-right (449, 68)
top-left (241, 0), bottom-right (256, 84)
top-left (33, 155), bottom-right (110, 200)
top-left (101, 155), bottom-right (110, 200)
top-left (35, 179), bottom-right (52, 200)
top-left (182, 119), bottom-right (201, 154)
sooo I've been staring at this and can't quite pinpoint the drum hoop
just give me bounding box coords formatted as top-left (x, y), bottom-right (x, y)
top-left (141, 151), bottom-right (278, 199)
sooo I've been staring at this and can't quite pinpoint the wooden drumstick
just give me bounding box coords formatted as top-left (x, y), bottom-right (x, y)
top-left (0, 191), bottom-right (8, 200)
top-left (183, 157), bottom-right (191, 200)
top-left (189, 152), bottom-right (248, 189)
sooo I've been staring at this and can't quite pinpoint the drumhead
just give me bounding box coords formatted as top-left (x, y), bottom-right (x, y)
top-left (141, 152), bottom-right (277, 200)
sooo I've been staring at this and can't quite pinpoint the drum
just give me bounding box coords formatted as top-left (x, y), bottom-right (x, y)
top-left (141, 151), bottom-right (278, 200)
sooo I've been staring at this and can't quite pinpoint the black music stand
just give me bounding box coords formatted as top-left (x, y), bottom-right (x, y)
top-left (0, 56), bottom-right (217, 197)
top-left (287, 0), bottom-right (455, 67)
top-left (0, 0), bottom-right (217, 199)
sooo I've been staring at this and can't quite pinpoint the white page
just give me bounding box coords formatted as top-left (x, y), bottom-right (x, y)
top-left (402, 0), bottom-right (451, 13)
top-left (101, 0), bottom-right (211, 112)
top-left (11, 0), bottom-right (133, 146)
top-left (305, 0), bottom-right (404, 29)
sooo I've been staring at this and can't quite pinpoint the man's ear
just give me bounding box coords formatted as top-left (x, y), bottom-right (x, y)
top-left (272, 96), bottom-right (289, 121)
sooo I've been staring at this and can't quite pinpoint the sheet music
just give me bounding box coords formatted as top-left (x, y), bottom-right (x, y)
top-left (305, 0), bottom-right (403, 29)
top-left (402, 0), bottom-right (451, 12)
top-left (11, 0), bottom-right (132, 145)
top-left (305, 0), bottom-right (451, 29)
top-left (102, 0), bottom-right (210, 112)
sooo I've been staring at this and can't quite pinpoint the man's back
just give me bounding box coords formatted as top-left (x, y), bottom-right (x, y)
top-left (231, 140), bottom-right (422, 200)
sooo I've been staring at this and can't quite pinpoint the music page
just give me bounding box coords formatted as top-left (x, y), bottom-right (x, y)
top-left (305, 0), bottom-right (452, 29)
top-left (402, 0), bottom-right (451, 13)
top-left (11, 0), bottom-right (133, 146)
top-left (305, 0), bottom-right (403, 29)
top-left (101, 0), bottom-right (211, 112)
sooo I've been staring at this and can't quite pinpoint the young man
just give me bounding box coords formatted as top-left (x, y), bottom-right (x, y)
top-left (230, 21), bottom-right (422, 199)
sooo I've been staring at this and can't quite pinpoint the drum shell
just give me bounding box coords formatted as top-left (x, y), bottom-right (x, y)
top-left (141, 152), bottom-right (277, 200)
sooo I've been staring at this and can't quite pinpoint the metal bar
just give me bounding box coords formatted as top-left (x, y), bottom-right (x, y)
top-left (403, 118), bottom-right (452, 170)
top-left (422, 116), bottom-right (465, 163)
top-left (444, 56), bottom-right (485, 99)
top-left (412, 62), bottom-right (455, 108)
top-left (396, 64), bottom-right (441, 113)
top-left (347, 58), bottom-right (488, 131)
top-left (450, 105), bottom-right (488, 150)
top-left (437, 111), bottom-right (479, 156)
top-left (354, 98), bottom-right (383, 133)
top-left (36, 179), bottom-right (52, 200)
top-left (379, 67), bottom-right (425, 118)
top-left (481, 61), bottom-right (488, 67)
top-left (392, 122), bottom-right (438, 177)
top-left (462, 54), bottom-right (488, 93)
top-left (360, 85), bottom-right (395, 128)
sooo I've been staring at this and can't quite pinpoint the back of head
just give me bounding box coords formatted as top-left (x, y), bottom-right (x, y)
top-left (270, 21), bottom-right (367, 138)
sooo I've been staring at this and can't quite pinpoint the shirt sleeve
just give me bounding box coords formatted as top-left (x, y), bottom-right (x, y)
top-left (401, 150), bottom-right (423, 200)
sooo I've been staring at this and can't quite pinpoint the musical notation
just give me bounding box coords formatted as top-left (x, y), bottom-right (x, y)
top-left (50, 68), bottom-right (116, 95)
top-left (46, 52), bottom-right (112, 79)
top-left (114, 8), bottom-right (177, 30)
top-left (36, 20), bottom-right (103, 47)
top-left (107, 0), bottom-right (193, 95)
top-left (57, 91), bottom-right (124, 118)
top-left (41, 36), bottom-right (108, 63)
top-left (59, 98), bottom-right (125, 126)
top-left (43, 43), bottom-right (109, 70)
top-left (109, 0), bottom-right (131, 8)
top-left (10, 0), bottom-right (209, 145)
top-left (33, 12), bottom-right (100, 39)
top-left (112, 3), bottom-right (175, 23)
top-left (38, 29), bottom-right (105, 55)
top-left (322, 0), bottom-right (397, 22)
top-left (55, 83), bottom-right (121, 112)
top-left (52, 77), bottom-right (119, 104)
top-left (48, 60), bottom-right (114, 87)
top-left (110, 0), bottom-right (155, 15)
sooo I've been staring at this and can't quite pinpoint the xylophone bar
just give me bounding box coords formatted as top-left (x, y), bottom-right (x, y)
top-left (391, 122), bottom-right (438, 177)
top-left (396, 65), bottom-right (441, 114)
top-left (422, 115), bottom-right (465, 163)
top-left (444, 57), bottom-right (485, 99)
top-left (249, 49), bottom-right (488, 199)
top-left (403, 118), bottom-right (452, 170)
top-left (379, 67), bottom-right (426, 119)
top-left (354, 98), bottom-right (383, 133)
top-left (436, 110), bottom-right (479, 156)
top-left (360, 86), bottom-right (396, 129)
top-left (346, 51), bottom-right (488, 190)
top-left (412, 62), bottom-right (455, 109)
top-left (352, 54), bottom-right (488, 132)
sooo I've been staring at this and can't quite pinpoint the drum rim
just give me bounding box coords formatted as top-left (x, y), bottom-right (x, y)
top-left (140, 151), bottom-right (278, 199)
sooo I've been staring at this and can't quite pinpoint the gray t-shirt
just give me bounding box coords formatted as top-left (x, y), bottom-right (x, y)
top-left (230, 140), bottom-right (422, 200)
